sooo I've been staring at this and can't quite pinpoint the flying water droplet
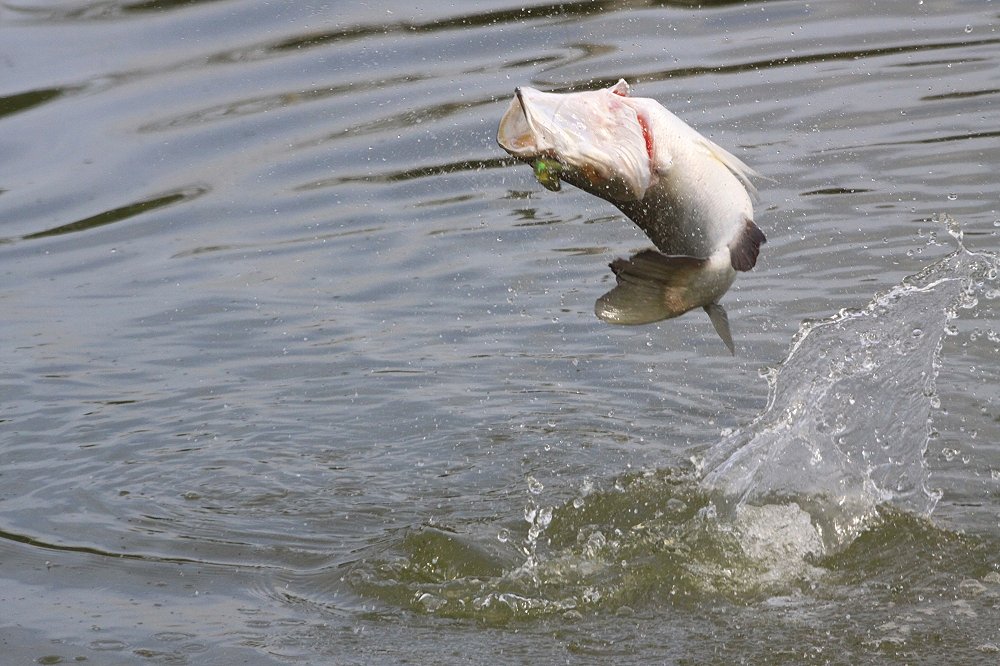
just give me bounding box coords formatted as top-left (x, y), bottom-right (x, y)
top-left (527, 476), bottom-right (544, 495)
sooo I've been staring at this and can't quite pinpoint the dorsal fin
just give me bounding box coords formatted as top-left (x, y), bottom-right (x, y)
top-left (608, 79), bottom-right (630, 97)
top-left (696, 137), bottom-right (766, 201)
top-left (729, 217), bottom-right (767, 272)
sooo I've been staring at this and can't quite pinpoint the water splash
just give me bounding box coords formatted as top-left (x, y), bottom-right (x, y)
top-left (346, 227), bottom-right (998, 620)
top-left (346, 467), bottom-right (835, 621)
top-left (701, 237), bottom-right (998, 552)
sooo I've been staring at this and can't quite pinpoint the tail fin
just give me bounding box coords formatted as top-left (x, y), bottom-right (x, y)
top-left (595, 250), bottom-right (706, 325)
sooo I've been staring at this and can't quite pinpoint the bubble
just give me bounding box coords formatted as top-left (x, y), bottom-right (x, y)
top-left (964, 25), bottom-right (973, 34)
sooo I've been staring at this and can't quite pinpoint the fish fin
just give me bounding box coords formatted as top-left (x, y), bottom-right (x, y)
top-left (610, 249), bottom-right (705, 286)
top-left (596, 251), bottom-right (707, 325)
top-left (728, 217), bottom-right (767, 272)
top-left (703, 303), bottom-right (736, 355)
top-left (609, 79), bottom-right (630, 97)
top-left (696, 137), bottom-right (766, 201)
top-left (596, 280), bottom-right (673, 325)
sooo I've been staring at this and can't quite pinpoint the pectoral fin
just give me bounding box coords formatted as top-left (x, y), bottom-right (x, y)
top-left (728, 217), bottom-right (767, 272)
top-left (704, 303), bottom-right (736, 355)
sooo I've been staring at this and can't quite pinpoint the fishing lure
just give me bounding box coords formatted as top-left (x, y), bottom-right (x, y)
top-left (533, 158), bottom-right (562, 191)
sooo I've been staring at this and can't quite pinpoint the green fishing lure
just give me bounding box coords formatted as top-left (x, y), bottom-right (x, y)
top-left (533, 158), bottom-right (562, 192)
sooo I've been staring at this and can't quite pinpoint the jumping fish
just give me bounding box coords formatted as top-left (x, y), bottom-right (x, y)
top-left (496, 79), bottom-right (766, 353)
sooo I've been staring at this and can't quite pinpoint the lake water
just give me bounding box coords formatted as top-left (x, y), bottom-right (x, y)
top-left (2, 1), bottom-right (999, 663)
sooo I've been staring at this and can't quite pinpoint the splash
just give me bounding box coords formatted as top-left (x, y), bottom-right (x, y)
top-left (346, 228), bottom-right (998, 620)
top-left (701, 237), bottom-right (998, 552)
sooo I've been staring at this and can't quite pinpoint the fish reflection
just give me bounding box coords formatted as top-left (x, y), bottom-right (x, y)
top-left (497, 79), bottom-right (766, 353)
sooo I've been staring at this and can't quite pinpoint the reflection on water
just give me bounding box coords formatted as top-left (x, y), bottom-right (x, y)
top-left (0, 87), bottom-right (67, 119)
top-left (19, 185), bottom-right (209, 241)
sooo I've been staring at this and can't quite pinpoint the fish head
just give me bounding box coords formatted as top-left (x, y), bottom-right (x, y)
top-left (497, 80), bottom-right (655, 202)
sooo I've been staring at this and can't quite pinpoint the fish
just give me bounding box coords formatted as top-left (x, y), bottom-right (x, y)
top-left (496, 78), bottom-right (766, 353)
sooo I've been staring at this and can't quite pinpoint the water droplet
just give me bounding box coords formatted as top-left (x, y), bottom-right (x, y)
top-left (947, 193), bottom-right (958, 201)
top-left (964, 25), bottom-right (973, 34)
top-left (536, 506), bottom-right (553, 529)
top-left (497, 528), bottom-right (510, 543)
top-left (665, 497), bottom-right (687, 512)
top-left (416, 592), bottom-right (446, 612)
top-left (526, 476), bottom-right (544, 495)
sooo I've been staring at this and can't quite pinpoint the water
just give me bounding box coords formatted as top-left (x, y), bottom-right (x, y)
top-left (1, 1), bottom-right (999, 663)
top-left (703, 239), bottom-right (995, 552)
top-left (348, 239), bottom-right (998, 623)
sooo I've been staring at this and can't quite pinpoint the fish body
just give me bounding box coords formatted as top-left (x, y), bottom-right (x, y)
top-left (497, 79), bottom-right (765, 352)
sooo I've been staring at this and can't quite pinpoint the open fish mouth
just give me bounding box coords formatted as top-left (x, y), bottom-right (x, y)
top-left (496, 87), bottom-right (550, 156)
top-left (497, 80), bottom-right (656, 201)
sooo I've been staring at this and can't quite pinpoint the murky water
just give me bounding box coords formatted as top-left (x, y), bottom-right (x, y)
top-left (1, 1), bottom-right (998, 663)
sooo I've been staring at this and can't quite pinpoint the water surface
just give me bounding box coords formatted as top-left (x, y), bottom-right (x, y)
top-left (1, 1), bottom-right (999, 663)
